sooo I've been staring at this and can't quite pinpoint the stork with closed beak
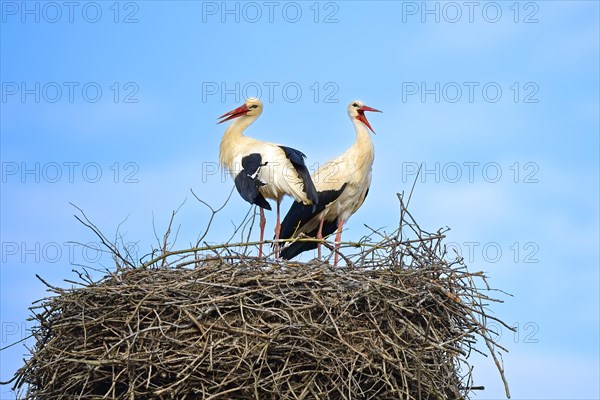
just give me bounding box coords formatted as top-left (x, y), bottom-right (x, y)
top-left (278, 100), bottom-right (381, 266)
top-left (218, 97), bottom-right (318, 257)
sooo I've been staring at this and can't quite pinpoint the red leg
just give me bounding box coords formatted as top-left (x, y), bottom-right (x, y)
top-left (333, 219), bottom-right (344, 267)
top-left (274, 199), bottom-right (281, 257)
top-left (316, 213), bottom-right (325, 259)
top-left (259, 207), bottom-right (266, 257)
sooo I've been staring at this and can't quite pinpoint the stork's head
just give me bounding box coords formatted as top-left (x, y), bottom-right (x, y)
top-left (217, 97), bottom-right (263, 124)
top-left (347, 100), bottom-right (382, 134)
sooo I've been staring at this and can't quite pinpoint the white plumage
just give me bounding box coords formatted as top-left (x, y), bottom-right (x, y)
top-left (279, 100), bottom-right (381, 266)
top-left (218, 97), bottom-right (318, 256)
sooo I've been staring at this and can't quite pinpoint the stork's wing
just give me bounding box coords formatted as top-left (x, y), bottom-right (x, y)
top-left (278, 146), bottom-right (319, 206)
top-left (280, 218), bottom-right (338, 260)
top-left (234, 153), bottom-right (271, 210)
top-left (278, 183), bottom-right (348, 260)
top-left (279, 183), bottom-right (347, 240)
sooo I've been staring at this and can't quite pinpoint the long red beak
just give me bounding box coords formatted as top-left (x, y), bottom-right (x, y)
top-left (217, 103), bottom-right (249, 124)
top-left (356, 105), bottom-right (382, 134)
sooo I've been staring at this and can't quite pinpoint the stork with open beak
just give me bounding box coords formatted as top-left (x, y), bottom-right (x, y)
top-left (218, 97), bottom-right (318, 257)
top-left (278, 100), bottom-right (381, 266)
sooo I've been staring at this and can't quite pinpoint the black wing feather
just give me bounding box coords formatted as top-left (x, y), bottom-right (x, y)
top-left (234, 153), bottom-right (271, 210)
top-left (278, 146), bottom-right (319, 206)
top-left (280, 218), bottom-right (338, 260)
top-left (278, 183), bottom-right (348, 260)
top-left (279, 183), bottom-right (347, 241)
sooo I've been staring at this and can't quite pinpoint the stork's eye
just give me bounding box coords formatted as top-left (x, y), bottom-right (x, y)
top-left (352, 103), bottom-right (359, 107)
top-left (250, 105), bottom-right (258, 109)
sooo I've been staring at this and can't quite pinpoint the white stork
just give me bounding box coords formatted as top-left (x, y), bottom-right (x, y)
top-left (218, 97), bottom-right (318, 256)
top-left (279, 100), bottom-right (381, 266)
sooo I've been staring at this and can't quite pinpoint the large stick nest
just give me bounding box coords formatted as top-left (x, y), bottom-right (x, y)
top-left (6, 195), bottom-right (511, 399)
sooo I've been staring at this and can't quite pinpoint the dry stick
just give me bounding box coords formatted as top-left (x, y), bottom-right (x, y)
top-left (239, 205), bottom-right (258, 254)
top-left (11, 196), bottom-right (512, 400)
top-left (114, 212), bottom-right (132, 255)
top-left (466, 270), bottom-right (513, 399)
top-left (140, 239), bottom-right (344, 268)
top-left (191, 185), bottom-right (235, 248)
top-left (70, 203), bottom-right (135, 269)
top-left (395, 164), bottom-right (421, 246)
top-left (467, 307), bottom-right (512, 399)
top-left (143, 234), bottom-right (447, 270)
top-left (161, 209), bottom-right (178, 267)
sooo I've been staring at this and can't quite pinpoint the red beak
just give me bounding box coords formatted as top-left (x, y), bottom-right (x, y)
top-left (217, 103), bottom-right (249, 124)
top-left (356, 105), bottom-right (382, 134)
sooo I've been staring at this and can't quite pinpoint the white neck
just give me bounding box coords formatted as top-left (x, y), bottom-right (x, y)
top-left (222, 114), bottom-right (257, 139)
top-left (350, 116), bottom-right (374, 154)
top-left (219, 114), bottom-right (258, 166)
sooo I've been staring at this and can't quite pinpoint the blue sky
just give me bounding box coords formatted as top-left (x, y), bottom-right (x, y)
top-left (1, 1), bottom-right (599, 398)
